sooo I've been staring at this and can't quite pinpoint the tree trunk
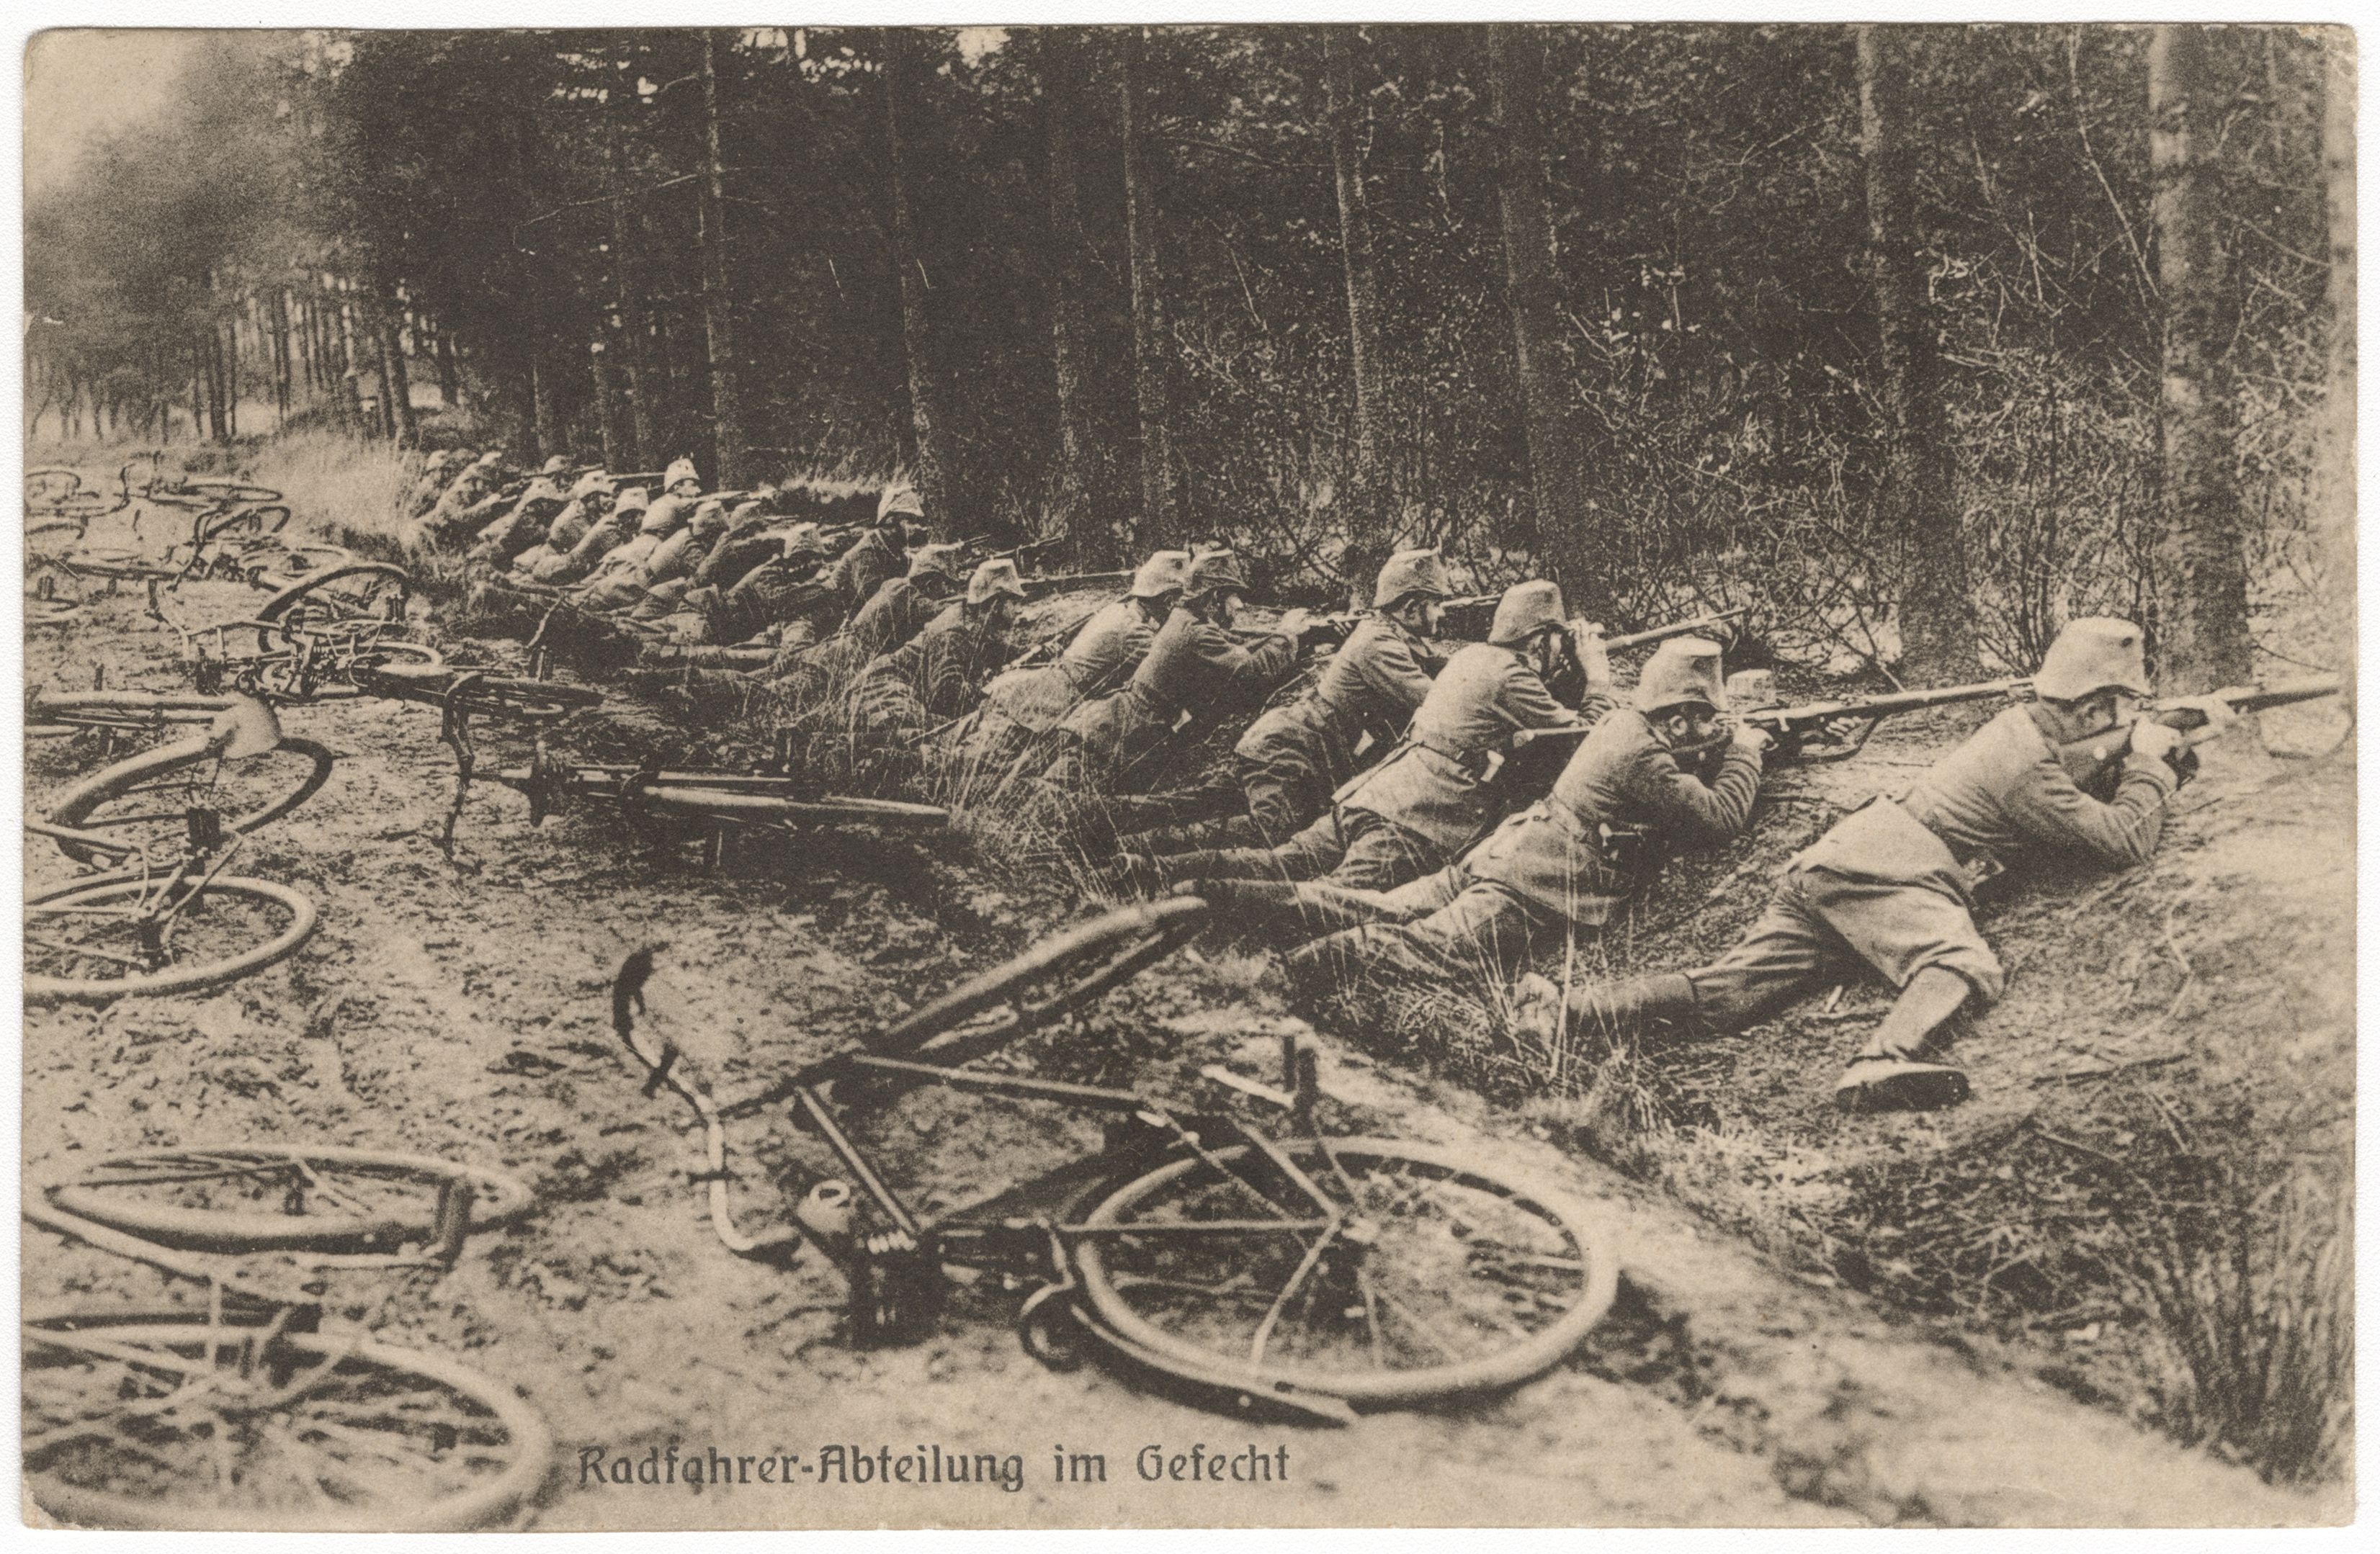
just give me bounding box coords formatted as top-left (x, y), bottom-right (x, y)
top-left (223, 318), bottom-right (240, 439)
top-left (885, 27), bottom-right (958, 536)
top-left (273, 287), bottom-right (294, 426)
top-left (1486, 24), bottom-right (1598, 614)
top-left (1041, 26), bottom-right (1104, 564)
top-left (2315, 30), bottom-right (2356, 638)
top-left (1120, 26), bottom-right (1175, 547)
top-left (1324, 24), bottom-right (1390, 599)
top-left (436, 326), bottom-right (461, 410)
top-left (591, 339), bottom-right (623, 468)
top-left (1857, 24), bottom-right (1975, 682)
top-left (531, 352), bottom-right (560, 463)
top-left (697, 30), bottom-right (747, 489)
top-left (606, 120), bottom-right (656, 468)
top-left (2147, 24), bottom-right (2255, 691)
top-left (379, 310), bottom-right (416, 445)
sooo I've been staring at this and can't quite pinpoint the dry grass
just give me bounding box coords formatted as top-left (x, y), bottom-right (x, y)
top-left (247, 428), bottom-right (421, 557)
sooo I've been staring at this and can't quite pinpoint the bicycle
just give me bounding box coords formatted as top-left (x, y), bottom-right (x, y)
top-left (22, 1159), bottom-right (550, 1530)
top-left (40, 693), bottom-right (336, 864)
top-left (469, 743), bottom-right (947, 839)
top-left (609, 897), bottom-right (1617, 1421)
top-left (183, 616), bottom-right (445, 702)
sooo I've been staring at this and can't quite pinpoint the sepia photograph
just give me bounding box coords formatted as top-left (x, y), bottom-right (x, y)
top-left (14, 14), bottom-right (2359, 1530)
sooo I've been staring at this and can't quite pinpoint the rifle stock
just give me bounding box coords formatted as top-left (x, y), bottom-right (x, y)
top-left (1506, 675), bottom-right (2024, 757)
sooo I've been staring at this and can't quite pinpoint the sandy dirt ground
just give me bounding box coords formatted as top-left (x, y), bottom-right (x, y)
top-left (19, 538), bottom-right (2340, 1527)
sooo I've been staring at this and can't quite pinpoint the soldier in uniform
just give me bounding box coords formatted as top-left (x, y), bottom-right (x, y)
top-left (1512, 617), bottom-right (2203, 1113)
top-left (407, 449), bottom-right (468, 516)
top-left (406, 450), bottom-right (511, 548)
top-left (462, 454), bottom-right (573, 567)
top-left (533, 485), bottom-right (646, 585)
top-left (1225, 547), bottom-right (1454, 841)
top-left (1132, 578), bottom-right (1598, 891)
top-left (1042, 550), bottom-right (1315, 798)
top-left (771, 542), bottom-right (967, 694)
top-left (850, 558), bottom-right (1029, 734)
top-left (1274, 636), bottom-right (1764, 998)
top-left (506, 470), bottom-right (615, 581)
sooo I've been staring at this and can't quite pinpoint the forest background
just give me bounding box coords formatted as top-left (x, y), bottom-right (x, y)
top-left (21, 21), bottom-right (2357, 690)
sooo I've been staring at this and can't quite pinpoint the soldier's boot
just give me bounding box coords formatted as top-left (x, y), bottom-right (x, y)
top-left (1833, 967), bottom-right (1972, 1113)
top-left (1511, 972), bottom-right (1700, 1056)
top-left (1146, 845), bottom-right (1282, 887)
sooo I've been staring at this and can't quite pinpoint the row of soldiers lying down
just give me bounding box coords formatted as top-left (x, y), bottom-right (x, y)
top-left (401, 451), bottom-right (2214, 1114)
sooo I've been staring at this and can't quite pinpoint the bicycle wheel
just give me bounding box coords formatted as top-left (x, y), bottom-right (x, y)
top-left (1072, 1136), bottom-right (1617, 1406)
top-left (247, 544), bottom-right (356, 593)
top-left (46, 734), bottom-right (336, 863)
top-left (876, 896), bottom-right (1210, 1061)
top-left (255, 563), bottom-right (412, 631)
top-left (42, 1146), bottom-right (534, 1254)
top-left (197, 504), bottom-right (294, 547)
top-left (443, 674), bottom-right (604, 722)
top-left (25, 466), bottom-right (83, 508)
top-left (182, 479), bottom-right (285, 504)
top-left (27, 594), bottom-right (85, 628)
top-left (22, 1306), bottom-right (550, 1531)
top-left (24, 872), bottom-right (319, 1004)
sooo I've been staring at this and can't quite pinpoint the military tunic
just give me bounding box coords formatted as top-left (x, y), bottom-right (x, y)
top-left (1290, 709), bottom-right (1763, 990)
top-left (1232, 616), bottom-right (1446, 838)
top-left (1683, 702), bottom-right (2178, 1025)
top-left (1052, 606), bottom-right (1301, 792)
top-left (535, 509), bottom-right (635, 585)
top-left (467, 483), bottom-right (567, 568)
top-left (851, 603), bottom-right (1010, 732)
top-left (774, 575), bottom-right (941, 693)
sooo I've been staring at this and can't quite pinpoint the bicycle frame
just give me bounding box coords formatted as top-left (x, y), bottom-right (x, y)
top-left (607, 925), bottom-right (1366, 1422)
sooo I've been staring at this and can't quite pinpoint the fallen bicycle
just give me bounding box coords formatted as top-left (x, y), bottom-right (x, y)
top-left (610, 897), bottom-right (1618, 1422)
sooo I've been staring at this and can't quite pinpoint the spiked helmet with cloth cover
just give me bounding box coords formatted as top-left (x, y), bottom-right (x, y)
top-left (1129, 549), bottom-right (1192, 599)
top-left (1489, 580), bottom-right (1567, 646)
top-left (1634, 637), bottom-right (1729, 714)
top-left (878, 483), bottom-right (926, 523)
top-left (1184, 550), bottom-right (1249, 599)
top-left (2034, 617), bottom-right (2150, 701)
top-left (907, 541), bottom-right (968, 583)
top-left (662, 457), bottom-right (701, 492)
top-left (1372, 547), bottom-right (1453, 610)
top-left (968, 557), bottom-right (1028, 605)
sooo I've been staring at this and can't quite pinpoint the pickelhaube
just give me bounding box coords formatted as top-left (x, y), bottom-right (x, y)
top-left (1129, 549), bottom-right (1192, 599)
top-left (2034, 617), bottom-right (2150, 701)
top-left (878, 482), bottom-right (926, 522)
top-left (1488, 580), bottom-right (1567, 645)
top-left (907, 541), bottom-right (968, 582)
top-left (612, 486), bottom-right (651, 517)
top-left (663, 457), bottom-right (702, 492)
top-left (967, 557), bottom-right (1029, 605)
top-left (1372, 547), bottom-right (1454, 609)
top-left (568, 470), bottom-right (614, 501)
top-left (1634, 637), bottom-right (1728, 714)
top-left (1184, 549), bottom-right (1249, 597)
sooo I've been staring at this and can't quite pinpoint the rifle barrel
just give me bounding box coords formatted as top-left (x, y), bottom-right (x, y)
top-left (1601, 608), bottom-right (1748, 653)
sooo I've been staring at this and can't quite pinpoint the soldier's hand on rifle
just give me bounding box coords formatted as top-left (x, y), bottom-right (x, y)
top-left (1568, 619), bottom-right (1615, 691)
top-left (1275, 607), bottom-right (1315, 640)
top-left (2127, 719), bottom-right (2186, 765)
top-left (1729, 717), bottom-right (1775, 755)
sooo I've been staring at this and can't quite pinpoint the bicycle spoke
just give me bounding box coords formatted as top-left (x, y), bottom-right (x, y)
top-left (1248, 1221), bottom-right (1341, 1370)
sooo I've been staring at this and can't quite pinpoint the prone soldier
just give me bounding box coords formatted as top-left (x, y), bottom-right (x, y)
top-left (1131, 578), bottom-right (1598, 891)
top-left (1266, 636), bottom-right (1765, 997)
top-left (1511, 617), bottom-right (2207, 1113)
top-left (1224, 547), bottom-right (1454, 842)
top-left (849, 558), bottom-right (1030, 735)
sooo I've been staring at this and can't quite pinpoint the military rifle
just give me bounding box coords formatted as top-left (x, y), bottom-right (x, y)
top-left (1507, 673), bottom-right (2027, 762)
top-left (2055, 674), bottom-right (2345, 784)
top-left (1591, 606), bottom-right (1747, 654)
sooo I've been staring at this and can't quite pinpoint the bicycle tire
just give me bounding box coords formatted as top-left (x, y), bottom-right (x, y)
top-left (180, 479), bottom-right (285, 504)
top-left (27, 596), bottom-right (84, 628)
top-left (24, 872), bottom-right (320, 1004)
top-left (874, 896), bottom-right (1210, 1061)
top-left (21, 1305), bottom-right (550, 1532)
top-left (444, 675), bottom-right (604, 721)
top-left (197, 504), bottom-right (293, 546)
top-left (42, 1145), bottom-right (534, 1254)
top-left (45, 734), bottom-right (336, 863)
top-left (254, 562), bottom-right (412, 629)
top-left (25, 466), bottom-right (83, 505)
top-left (246, 544), bottom-right (356, 592)
top-left (1072, 1136), bottom-right (1617, 1406)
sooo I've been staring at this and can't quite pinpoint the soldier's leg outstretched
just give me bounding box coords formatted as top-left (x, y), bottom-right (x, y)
top-left (1281, 879), bottom-right (1544, 1002)
top-left (1324, 812), bottom-right (1439, 892)
top-left (1138, 811), bottom-right (1348, 889)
